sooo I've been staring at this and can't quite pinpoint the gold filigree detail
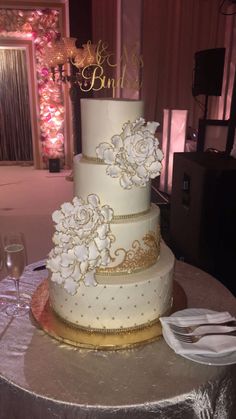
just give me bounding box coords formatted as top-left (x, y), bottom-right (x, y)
top-left (97, 226), bottom-right (160, 275)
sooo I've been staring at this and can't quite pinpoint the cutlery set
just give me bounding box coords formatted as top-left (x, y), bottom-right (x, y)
top-left (169, 321), bottom-right (236, 344)
top-left (172, 330), bottom-right (236, 344)
top-left (169, 320), bottom-right (236, 334)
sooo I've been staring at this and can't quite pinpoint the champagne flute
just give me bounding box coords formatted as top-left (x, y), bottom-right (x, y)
top-left (4, 232), bottom-right (29, 316)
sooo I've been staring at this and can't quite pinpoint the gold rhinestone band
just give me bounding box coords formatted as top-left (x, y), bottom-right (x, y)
top-left (82, 154), bottom-right (105, 164)
top-left (111, 208), bottom-right (150, 222)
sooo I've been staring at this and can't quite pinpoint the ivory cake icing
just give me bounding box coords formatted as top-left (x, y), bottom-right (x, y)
top-left (47, 98), bottom-right (174, 333)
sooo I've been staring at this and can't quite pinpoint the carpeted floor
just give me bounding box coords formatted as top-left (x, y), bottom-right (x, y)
top-left (0, 165), bottom-right (73, 270)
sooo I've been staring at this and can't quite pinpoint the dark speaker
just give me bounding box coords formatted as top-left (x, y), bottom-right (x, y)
top-left (170, 152), bottom-right (236, 295)
top-left (192, 48), bottom-right (225, 96)
top-left (49, 158), bottom-right (60, 173)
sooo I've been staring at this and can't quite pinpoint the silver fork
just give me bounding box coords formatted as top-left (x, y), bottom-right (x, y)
top-left (173, 330), bottom-right (236, 344)
top-left (169, 320), bottom-right (236, 334)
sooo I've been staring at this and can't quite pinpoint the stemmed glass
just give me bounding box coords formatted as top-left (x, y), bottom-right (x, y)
top-left (3, 232), bottom-right (29, 316)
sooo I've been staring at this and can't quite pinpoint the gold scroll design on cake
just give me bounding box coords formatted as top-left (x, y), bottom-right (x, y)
top-left (97, 227), bottom-right (160, 275)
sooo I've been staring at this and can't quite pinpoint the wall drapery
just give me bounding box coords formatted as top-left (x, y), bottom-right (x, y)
top-left (91, 0), bottom-right (235, 133)
top-left (0, 2), bottom-right (72, 169)
top-left (142, 0), bottom-right (231, 129)
top-left (0, 48), bottom-right (32, 161)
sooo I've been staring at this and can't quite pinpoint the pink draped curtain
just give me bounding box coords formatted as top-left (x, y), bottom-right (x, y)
top-left (91, 0), bottom-right (235, 129)
top-left (142, 0), bottom-right (229, 129)
top-left (92, 0), bottom-right (118, 97)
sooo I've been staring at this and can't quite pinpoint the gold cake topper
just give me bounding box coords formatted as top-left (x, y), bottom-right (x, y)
top-left (79, 40), bottom-right (143, 95)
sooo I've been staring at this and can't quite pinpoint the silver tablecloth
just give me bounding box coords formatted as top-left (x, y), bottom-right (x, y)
top-left (0, 260), bottom-right (235, 419)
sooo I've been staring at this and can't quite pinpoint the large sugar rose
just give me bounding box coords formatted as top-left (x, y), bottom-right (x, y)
top-left (46, 194), bottom-right (114, 295)
top-left (96, 118), bottom-right (163, 189)
top-left (124, 132), bottom-right (155, 165)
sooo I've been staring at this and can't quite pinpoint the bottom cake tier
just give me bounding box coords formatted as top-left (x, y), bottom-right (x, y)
top-left (49, 242), bottom-right (175, 332)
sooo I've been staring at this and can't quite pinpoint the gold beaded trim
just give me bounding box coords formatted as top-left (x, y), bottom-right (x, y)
top-left (82, 154), bottom-right (105, 164)
top-left (111, 208), bottom-right (150, 222)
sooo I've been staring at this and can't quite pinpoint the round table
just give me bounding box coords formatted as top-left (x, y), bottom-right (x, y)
top-left (0, 260), bottom-right (235, 419)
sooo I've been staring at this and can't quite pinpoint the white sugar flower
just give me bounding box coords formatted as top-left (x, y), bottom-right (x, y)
top-left (46, 194), bottom-right (114, 294)
top-left (96, 118), bottom-right (163, 189)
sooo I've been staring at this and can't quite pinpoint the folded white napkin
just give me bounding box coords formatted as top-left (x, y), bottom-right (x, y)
top-left (160, 310), bottom-right (236, 356)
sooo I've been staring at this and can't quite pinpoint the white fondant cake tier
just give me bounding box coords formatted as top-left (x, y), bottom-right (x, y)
top-left (49, 242), bottom-right (174, 331)
top-left (73, 155), bottom-right (151, 216)
top-left (81, 98), bottom-right (144, 158)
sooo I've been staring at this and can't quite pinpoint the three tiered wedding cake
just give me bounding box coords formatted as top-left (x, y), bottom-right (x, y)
top-left (47, 99), bottom-right (174, 340)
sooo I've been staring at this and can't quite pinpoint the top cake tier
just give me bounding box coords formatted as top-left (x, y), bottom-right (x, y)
top-left (81, 98), bottom-right (144, 158)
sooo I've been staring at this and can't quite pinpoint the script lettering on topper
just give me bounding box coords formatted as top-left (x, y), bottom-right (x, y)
top-left (80, 40), bottom-right (143, 94)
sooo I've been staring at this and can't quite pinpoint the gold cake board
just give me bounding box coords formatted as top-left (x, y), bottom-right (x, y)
top-left (31, 279), bottom-right (187, 350)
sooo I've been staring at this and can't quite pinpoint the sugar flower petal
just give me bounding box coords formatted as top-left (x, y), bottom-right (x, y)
top-left (87, 194), bottom-right (100, 208)
top-left (74, 244), bottom-right (88, 261)
top-left (111, 134), bottom-right (123, 150)
top-left (100, 205), bottom-right (114, 222)
top-left (146, 121), bottom-right (159, 134)
top-left (61, 202), bottom-right (74, 215)
top-left (84, 270), bottom-right (97, 287)
top-left (106, 164), bottom-right (122, 178)
top-left (52, 210), bottom-right (63, 224)
top-left (64, 277), bottom-right (78, 295)
top-left (47, 194), bottom-right (113, 292)
top-left (120, 173), bottom-right (133, 189)
top-left (51, 272), bottom-right (64, 284)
